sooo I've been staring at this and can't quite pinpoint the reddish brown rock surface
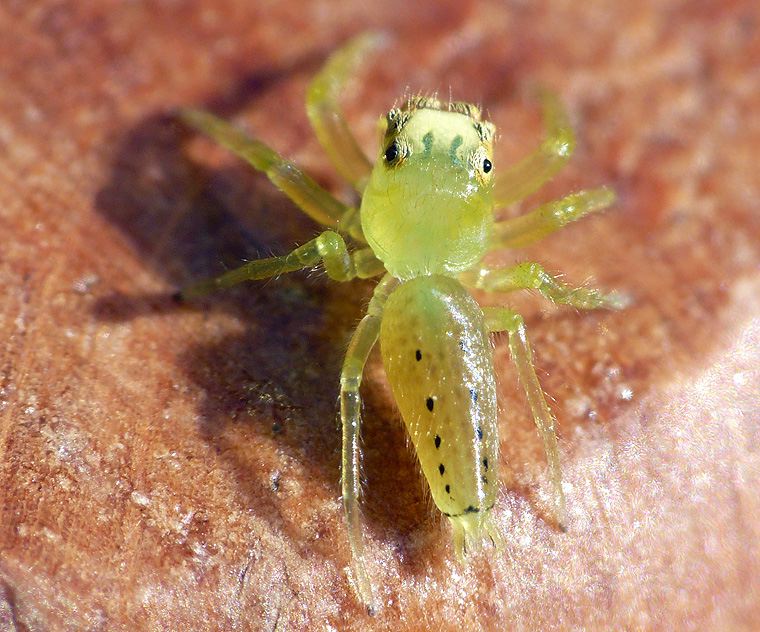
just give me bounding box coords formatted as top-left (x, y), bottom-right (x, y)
top-left (1, 1), bottom-right (758, 630)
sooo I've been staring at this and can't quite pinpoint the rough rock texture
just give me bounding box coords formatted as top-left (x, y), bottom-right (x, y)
top-left (1, 1), bottom-right (758, 630)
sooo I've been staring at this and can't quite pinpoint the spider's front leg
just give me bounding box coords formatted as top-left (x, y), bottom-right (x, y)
top-left (491, 91), bottom-right (616, 250)
top-left (482, 306), bottom-right (566, 529)
top-left (178, 230), bottom-right (384, 300)
top-left (492, 187), bottom-right (616, 250)
top-left (493, 90), bottom-right (576, 208)
top-left (339, 274), bottom-right (397, 613)
top-left (180, 110), bottom-right (364, 240)
top-left (307, 32), bottom-right (386, 192)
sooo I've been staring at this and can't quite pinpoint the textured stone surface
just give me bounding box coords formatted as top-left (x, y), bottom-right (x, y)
top-left (0, 1), bottom-right (758, 629)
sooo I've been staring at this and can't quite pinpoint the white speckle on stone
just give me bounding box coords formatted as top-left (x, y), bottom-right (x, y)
top-left (732, 371), bottom-right (748, 387)
top-left (518, 532), bottom-right (532, 547)
top-left (41, 527), bottom-right (61, 542)
top-left (566, 393), bottom-right (594, 419)
top-left (131, 491), bottom-right (151, 507)
top-left (73, 273), bottom-right (99, 294)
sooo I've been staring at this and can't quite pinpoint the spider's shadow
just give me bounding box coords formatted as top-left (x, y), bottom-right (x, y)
top-left (92, 47), bottom-right (441, 581)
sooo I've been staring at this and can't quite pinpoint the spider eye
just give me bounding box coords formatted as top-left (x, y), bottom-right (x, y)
top-left (384, 142), bottom-right (399, 163)
top-left (482, 158), bottom-right (492, 173)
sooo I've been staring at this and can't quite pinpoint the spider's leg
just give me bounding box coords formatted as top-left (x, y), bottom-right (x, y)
top-left (482, 306), bottom-right (566, 529)
top-left (178, 231), bottom-right (383, 300)
top-left (340, 274), bottom-right (397, 613)
top-left (307, 32), bottom-right (386, 192)
top-left (461, 261), bottom-right (624, 310)
top-left (180, 109), bottom-right (364, 241)
top-left (491, 187), bottom-right (615, 250)
top-left (493, 90), bottom-right (575, 208)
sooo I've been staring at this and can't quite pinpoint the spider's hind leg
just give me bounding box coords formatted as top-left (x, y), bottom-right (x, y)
top-left (339, 274), bottom-right (396, 612)
top-left (482, 306), bottom-right (566, 529)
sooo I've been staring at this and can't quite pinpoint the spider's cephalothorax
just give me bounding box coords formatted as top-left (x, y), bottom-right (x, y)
top-left (361, 98), bottom-right (496, 280)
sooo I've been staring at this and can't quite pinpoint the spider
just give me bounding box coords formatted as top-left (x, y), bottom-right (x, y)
top-left (179, 32), bottom-right (622, 612)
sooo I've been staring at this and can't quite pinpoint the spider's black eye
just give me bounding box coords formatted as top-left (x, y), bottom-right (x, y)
top-left (482, 158), bottom-right (492, 173)
top-left (384, 142), bottom-right (399, 163)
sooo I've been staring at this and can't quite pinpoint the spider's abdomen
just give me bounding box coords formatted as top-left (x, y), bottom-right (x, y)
top-left (379, 275), bottom-right (499, 522)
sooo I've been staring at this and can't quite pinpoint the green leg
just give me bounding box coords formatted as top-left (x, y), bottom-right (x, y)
top-left (462, 261), bottom-right (625, 310)
top-left (179, 231), bottom-right (384, 300)
top-left (340, 274), bottom-right (397, 613)
top-left (492, 187), bottom-right (616, 249)
top-left (482, 306), bottom-right (566, 529)
top-left (493, 90), bottom-right (576, 208)
top-left (180, 109), bottom-right (364, 241)
top-left (307, 32), bottom-right (385, 192)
